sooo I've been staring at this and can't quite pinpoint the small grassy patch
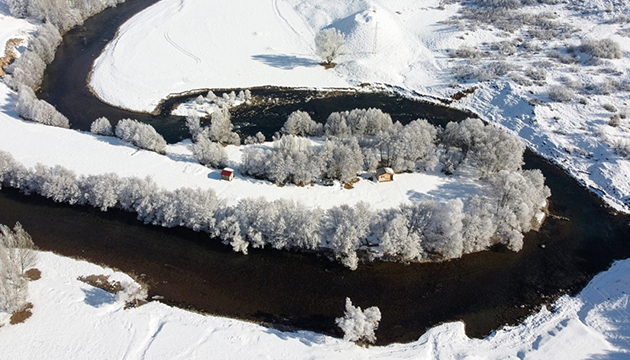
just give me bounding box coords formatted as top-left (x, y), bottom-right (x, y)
top-left (78, 274), bottom-right (123, 294)
top-left (321, 62), bottom-right (337, 69)
top-left (10, 303), bottom-right (33, 325)
top-left (25, 268), bottom-right (41, 281)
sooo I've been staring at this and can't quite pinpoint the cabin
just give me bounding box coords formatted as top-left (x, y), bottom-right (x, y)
top-left (375, 167), bottom-right (394, 182)
top-left (221, 168), bottom-right (234, 181)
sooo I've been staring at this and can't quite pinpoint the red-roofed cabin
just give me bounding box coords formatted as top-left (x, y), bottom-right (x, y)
top-left (221, 168), bottom-right (234, 181)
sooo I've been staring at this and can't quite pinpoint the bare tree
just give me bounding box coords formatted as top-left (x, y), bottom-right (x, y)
top-left (0, 222), bottom-right (36, 313)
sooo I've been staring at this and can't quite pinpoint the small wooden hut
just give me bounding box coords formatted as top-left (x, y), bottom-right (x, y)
top-left (375, 167), bottom-right (394, 182)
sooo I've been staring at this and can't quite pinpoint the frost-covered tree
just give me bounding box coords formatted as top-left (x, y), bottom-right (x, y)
top-left (192, 132), bottom-right (228, 168)
top-left (241, 135), bottom-right (321, 185)
top-left (79, 173), bottom-right (122, 211)
top-left (115, 118), bottom-right (167, 154)
top-left (375, 209), bottom-right (423, 260)
top-left (5, 0), bottom-right (125, 32)
top-left (90, 116), bottom-right (113, 136)
top-left (335, 298), bottom-right (381, 344)
top-left (15, 86), bottom-right (70, 128)
top-left (461, 195), bottom-right (497, 253)
top-left (209, 108), bottom-right (240, 145)
top-left (379, 119), bottom-right (438, 172)
top-left (487, 169), bottom-right (550, 251)
top-left (325, 108), bottom-right (392, 137)
top-left (325, 111), bottom-right (351, 137)
top-left (315, 28), bottom-right (346, 65)
top-left (185, 111), bottom-right (202, 140)
top-left (0, 222), bottom-right (36, 275)
top-left (322, 203), bottom-right (373, 270)
top-left (321, 137), bottom-right (364, 183)
top-left (281, 110), bottom-right (323, 136)
top-left (442, 118), bottom-right (524, 176)
top-left (0, 151), bottom-right (30, 190)
top-left (30, 164), bottom-right (81, 204)
top-left (423, 199), bottom-right (465, 258)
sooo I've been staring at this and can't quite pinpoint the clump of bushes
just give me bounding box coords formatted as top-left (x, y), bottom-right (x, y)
top-left (580, 38), bottom-right (622, 59)
top-left (548, 86), bottom-right (574, 102)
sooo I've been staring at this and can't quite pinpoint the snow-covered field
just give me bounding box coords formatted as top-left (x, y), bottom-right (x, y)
top-left (0, 250), bottom-right (628, 359)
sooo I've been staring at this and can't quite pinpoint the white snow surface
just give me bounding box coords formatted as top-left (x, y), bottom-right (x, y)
top-left (1, 250), bottom-right (628, 359)
top-left (3, 2), bottom-right (630, 359)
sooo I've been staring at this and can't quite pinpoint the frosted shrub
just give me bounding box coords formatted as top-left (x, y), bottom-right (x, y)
top-left (612, 139), bottom-right (630, 158)
top-left (525, 67), bottom-right (546, 81)
top-left (510, 73), bottom-right (533, 86)
top-left (281, 110), bottom-right (323, 136)
top-left (315, 28), bottom-right (346, 65)
top-left (244, 132), bottom-right (266, 145)
top-left (336, 298), bottom-right (381, 344)
top-left (115, 119), bottom-right (167, 154)
top-left (581, 38), bottom-right (622, 59)
top-left (548, 86), bottom-right (574, 102)
top-left (90, 117), bottom-right (113, 136)
top-left (449, 45), bottom-right (484, 60)
top-left (116, 279), bottom-right (148, 307)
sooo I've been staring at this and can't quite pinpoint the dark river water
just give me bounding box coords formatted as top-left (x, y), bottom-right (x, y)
top-left (14, 0), bottom-right (629, 346)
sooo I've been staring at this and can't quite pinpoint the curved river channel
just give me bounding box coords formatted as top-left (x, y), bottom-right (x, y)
top-left (1, 0), bottom-right (625, 345)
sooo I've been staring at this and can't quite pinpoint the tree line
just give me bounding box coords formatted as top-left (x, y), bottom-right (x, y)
top-left (0, 149), bottom-right (550, 270)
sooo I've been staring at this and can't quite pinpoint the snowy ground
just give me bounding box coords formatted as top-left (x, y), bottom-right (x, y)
top-left (90, 0), bottom-right (630, 213)
top-left (0, 251), bottom-right (628, 359)
top-left (2, 0), bottom-right (630, 358)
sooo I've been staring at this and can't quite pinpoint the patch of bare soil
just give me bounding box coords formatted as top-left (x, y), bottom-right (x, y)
top-left (10, 303), bottom-right (33, 325)
top-left (0, 38), bottom-right (23, 78)
top-left (25, 268), bottom-right (41, 281)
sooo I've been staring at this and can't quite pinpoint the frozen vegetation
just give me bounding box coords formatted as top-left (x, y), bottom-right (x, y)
top-left (0, 146), bottom-right (549, 269)
top-left (1, 0), bottom-right (630, 357)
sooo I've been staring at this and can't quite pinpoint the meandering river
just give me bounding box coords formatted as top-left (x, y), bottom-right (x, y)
top-left (6, 0), bottom-right (626, 345)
